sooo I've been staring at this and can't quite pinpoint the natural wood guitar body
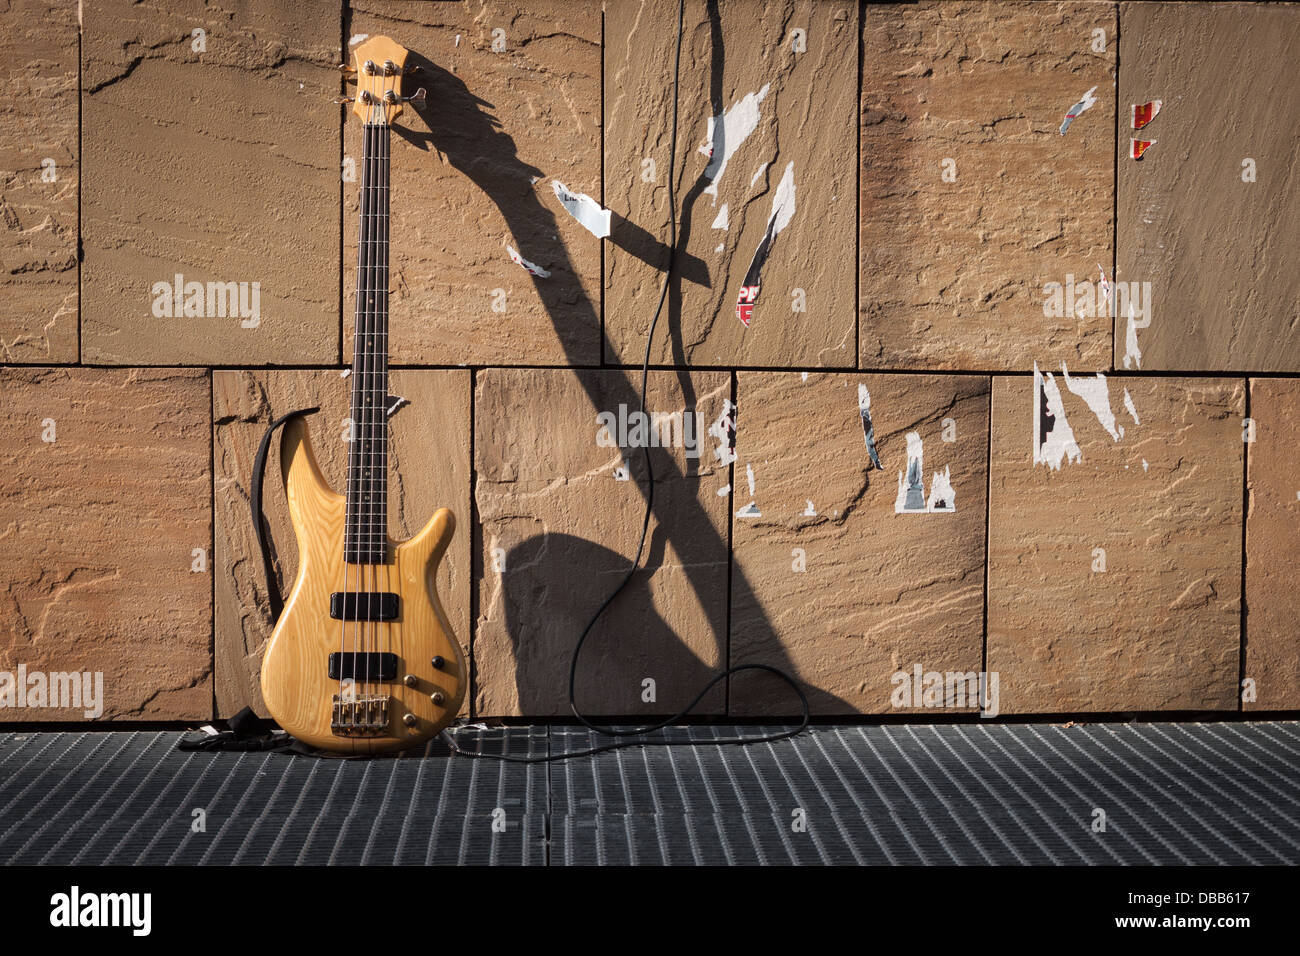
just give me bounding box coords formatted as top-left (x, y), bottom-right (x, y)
top-left (259, 417), bottom-right (465, 753)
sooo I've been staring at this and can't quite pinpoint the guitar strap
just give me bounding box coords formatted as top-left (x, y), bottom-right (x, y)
top-left (249, 406), bottom-right (320, 625)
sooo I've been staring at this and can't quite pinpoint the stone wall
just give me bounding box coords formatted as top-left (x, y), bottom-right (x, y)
top-left (1, 1), bottom-right (1295, 722)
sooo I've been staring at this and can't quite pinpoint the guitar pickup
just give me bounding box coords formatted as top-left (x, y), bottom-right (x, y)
top-left (328, 652), bottom-right (399, 682)
top-left (329, 592), bottom-right (399, 621)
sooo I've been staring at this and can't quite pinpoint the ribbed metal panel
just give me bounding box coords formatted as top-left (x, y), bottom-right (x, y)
top-left (0, 723), bottom-right (1295, 865)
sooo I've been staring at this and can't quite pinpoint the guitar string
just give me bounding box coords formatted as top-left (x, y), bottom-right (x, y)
top-left (364, 100), bottom-right (375, 713)
top-left (365, 76), bottom-right (395, 741)
top-left (381, 91), bottom-right (398, 742)
top-left (375, 82), bottom-right (392, 741)
top-left (364, 94), bottom-right (383, 715)
top-left (340, 111), bottom-right (368, 712)
top-left (360, 108), bottom-right (376, 713)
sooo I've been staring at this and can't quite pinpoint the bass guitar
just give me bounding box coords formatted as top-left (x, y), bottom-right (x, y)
top-left (260, 36), bottom-right (464, 753)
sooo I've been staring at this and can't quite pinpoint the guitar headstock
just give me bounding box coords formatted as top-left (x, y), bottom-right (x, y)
top-left (348, 36), bottom-right (421, 125)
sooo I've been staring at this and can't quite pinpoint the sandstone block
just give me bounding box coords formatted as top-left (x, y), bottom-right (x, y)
top-left (605, 0), bottom-right (859, 367)
top-left (0, 368), bottom-right (212, 720)
top-left (1244, 378), bottom-right (1300, 710)
top-left (347, 0), bottom-right (602, 366)
top-left (0, 0), bottom-right (79, 363)
top-left (475, 367), bottom-right (730, 716)
top-left (1117, 2), bottom-right (1300, 372)
top-left (861, 1), bottom-right (1116, 371)
top-left (212, 368), bottom-right (471, 717)
top-left (81, 0), bottom-right (341, 365)
top-left (987, 374), bottom-right (1243, 712)
top-left (730, 372), bottom-right (990, 715)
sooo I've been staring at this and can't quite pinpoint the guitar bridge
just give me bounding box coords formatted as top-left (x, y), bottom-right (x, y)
top-left (331, 694), bottom-right (391, 737)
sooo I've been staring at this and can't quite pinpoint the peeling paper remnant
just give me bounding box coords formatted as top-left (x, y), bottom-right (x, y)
top-left (1131, 139), bottom-right (1156, 160)
top-left (711, 204), bottom-right (729, 230)
top-left (893, 434), bottom-right (956, 515)
top-left (736, 465), bottom-right (760, 517)
top-left (708, 399), bottom-right (737, 467)
top-left (700, 84), bottom-right (770, 203)
top-left (1059, 86), bottom-right (1098, 135)
top-left (1062, 365), bottom-right (1123, 441)
top-left (927, 466), bottom-right (956, 513)
top-left (1122, 300), bottom-right (1143, 369)
top-left (1033, 362), bottom-right (1081, 469)
top-left (894, 433), bottom-right (925, 513)
top-left (735, 161), bottom-right (796, 327)
top-left (552, 181), bottom-right (611, 239)
top-left (507, 245), bottom-right (550, 278)
top-left (1132, 100), bottom-right (1162, 130)
top-left (385, 395), bottom-right (409, 419)
top-left (349, 34), bottom-right (369, 47)
top-left (1097, 263), bottom-right (1112, 314)
top-left (1123, 388), bottom-right (1140, 426)
top-left (858, 384), bottom-right (883, 470)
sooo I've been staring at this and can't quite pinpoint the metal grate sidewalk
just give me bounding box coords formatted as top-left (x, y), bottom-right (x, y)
top-left (0, 723), bottom-right (1296, 865)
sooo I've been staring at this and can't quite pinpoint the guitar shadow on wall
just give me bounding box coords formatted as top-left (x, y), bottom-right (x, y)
top-left (393, 5), bottom-right (850, 719)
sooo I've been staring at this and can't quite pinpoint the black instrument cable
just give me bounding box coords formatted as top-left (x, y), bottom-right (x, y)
top-left (442, 0), bottom-right (809, 763)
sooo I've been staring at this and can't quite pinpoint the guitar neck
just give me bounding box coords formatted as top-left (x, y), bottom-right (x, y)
top-left (345, 120), bottom-right (391, 565)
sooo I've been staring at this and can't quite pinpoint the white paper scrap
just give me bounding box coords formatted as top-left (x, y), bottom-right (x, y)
top-left (1060, 85), bottom-right (1099, 135)
top-left (507, 245), bottom-right (551, 278)
top-left (552, 180), bottom-right (611, 239)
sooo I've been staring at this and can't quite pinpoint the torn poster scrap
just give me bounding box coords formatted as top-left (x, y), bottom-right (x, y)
top-left (858, 384), bottom-right (883, 470)
top-left (700, 84), bottom-right (770, 203)
top-left (736, 464), bottom-right (760, 517)
top-left (1062, 365), bottom-right (1123, 441)
top-left (895, 434), bottom-right (926, 512)
top-left (1097, 263), bottom-right (1113, 314)
top-left (708, 399), bottom-right (737, 467)
top-left (1122, 299), bottom-right (1143, 369)
top-left (1123, 388), bottom-right (1140, 426)
top-left (894, 432), bottom-right (955, 514)
top-left (735, 161), bottom-right (796, 327)
top-left (384, 395), bottom-right (409, 419)
top-left (551, 180), bottom-right (611, 239)
top-left (1130, 139), bottom-right (1156, 160)
top-left (1033, 361), bottom-right (1081, 469)
top-left (507, 245), bottom-right (551, 278)
top-left (1059, 85), bottom-right (1099, 135)
top-left (1131, 100), bottom-right (1162, 130)
top-left (927, 467), bottom-right (955, 513)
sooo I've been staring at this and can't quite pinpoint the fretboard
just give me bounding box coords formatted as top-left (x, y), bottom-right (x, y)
top-left (344, 120), bottom-right (390, 565)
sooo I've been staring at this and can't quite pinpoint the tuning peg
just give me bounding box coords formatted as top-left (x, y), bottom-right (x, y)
top-left (336, 63), bottom-right (356, 73)
top-left (403, 87), bottom-right (427, 108)
top-left (402, 64), bottom-right (422, 76)
top-left (333, 96), bottom-right (354, 105)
